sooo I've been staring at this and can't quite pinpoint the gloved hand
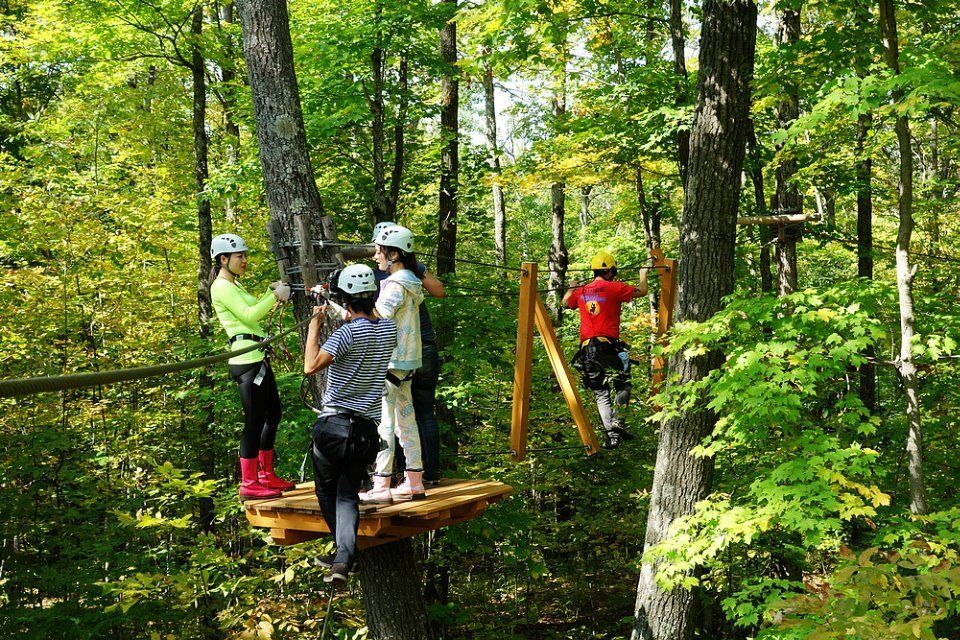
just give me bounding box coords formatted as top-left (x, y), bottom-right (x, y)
top-left (270, 281), bottom-right (283, 290)
top-left (273, 283), bottom-right (291, 302)
top-left (326, 299), bottom-right (349, 321)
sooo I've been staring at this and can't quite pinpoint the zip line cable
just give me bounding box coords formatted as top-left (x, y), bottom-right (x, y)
top-left (0, 305), bottom-right (324, 399)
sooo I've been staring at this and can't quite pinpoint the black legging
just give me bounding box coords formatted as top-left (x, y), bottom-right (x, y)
top-left (229, 361), bottom-right (282, 458)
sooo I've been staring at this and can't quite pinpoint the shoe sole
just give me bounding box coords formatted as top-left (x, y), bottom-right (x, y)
top-left (323, 573), bottom-right (348, 585)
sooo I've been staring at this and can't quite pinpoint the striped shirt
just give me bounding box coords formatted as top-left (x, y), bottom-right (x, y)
top-left (319, 317), bottom-right (397, 419)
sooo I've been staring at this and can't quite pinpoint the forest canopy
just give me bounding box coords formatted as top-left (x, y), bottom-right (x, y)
top-left (1, 0), bottom-right (960, 638)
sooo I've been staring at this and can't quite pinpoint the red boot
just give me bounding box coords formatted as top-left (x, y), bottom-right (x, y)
top-left (258, 449), bottom-right (296, 491)
top-left (239, 457), bottom-right (281, 499)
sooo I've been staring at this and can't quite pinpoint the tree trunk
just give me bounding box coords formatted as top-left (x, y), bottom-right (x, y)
top-left (774, 1), bottom-right (802, 296)
top-left (856, 112), bottom-right (875, 412)
top-left (370, 21), bottom-right (387, 222)
top-left (191, 7), bottom-right (216, 536)
top-left (548, 48), bottom-right (568, 326)
top-left (632, 2), bottom-right (757, 639)
top-left (482, 53), bottom-right (507, 268)
top-left (235, 0), bottom-right (331, 347)
top-left (217, 0), bottom-right (241, 221)
top-left (878, 0), bottom-right (925, 515)
top-left (746, 118), bottom-right (773, 293)
top-left (359, 540), bottom-right (434, 640)
top-left (579, 185), bottom-right (591, 229)
top-left (386, 56), bottom-right (408, 220)
top-left (669, 0), bottom-right (690, 187)
top-left (437, 0), bottom-right (458, 277)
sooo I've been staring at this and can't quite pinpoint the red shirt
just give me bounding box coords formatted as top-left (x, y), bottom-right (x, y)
top-left (566, 278), bottom-right (636, 342)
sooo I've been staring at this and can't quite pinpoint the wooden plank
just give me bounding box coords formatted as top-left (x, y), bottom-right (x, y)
top-left (295, 214), bottom-right (318, 289)
top-left (510, 262), bottom-right (538, 461)
top-left (533, 295), bottom-right (600, 457)
top-left (651, 248), bottom-right (678, 396)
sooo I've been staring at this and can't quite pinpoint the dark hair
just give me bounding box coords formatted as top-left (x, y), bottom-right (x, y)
top-left (594, 267), bottom-right (617, 281)
top-left (208, 254), bottom-right (229, 287)
top-left (346, 295), bottom-right (376, 316)
top-left (386, 247), bottom-right (422, 279)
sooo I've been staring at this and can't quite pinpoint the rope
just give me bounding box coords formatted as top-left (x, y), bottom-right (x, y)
top-left (0, 306), bottom-right (324, 399)
top-left (320, 583), bottom-right (336, 640)
top-left (450, 443), bottom-right (591, 458)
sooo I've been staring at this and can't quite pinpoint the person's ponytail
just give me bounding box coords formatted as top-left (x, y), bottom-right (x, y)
top-left (208, 257), bottom-right (223, 288)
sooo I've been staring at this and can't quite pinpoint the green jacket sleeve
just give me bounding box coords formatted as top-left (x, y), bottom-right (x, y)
top-left (215, 282), bottom-right (276, 326)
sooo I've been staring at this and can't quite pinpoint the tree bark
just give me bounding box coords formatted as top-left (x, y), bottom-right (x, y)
top-left (235, 0), bottom-right (332, 348)
top-left (548, 46), bottom-right (569, 326)
top-left (746, 118), bottom-right (773, 293)
top-left (483, 53), bottom-right (507, 269)
top-left (359, 540), bottom-right (434, 640)
top-left (878, 0), bottom-right (925, 515)
top-left (217, 0), bottom-right (241, 221)
top-left (387, 56), bottom-right (408, 220)
top-left (436, 0), bottom-right (458, 277)
top-left (579, 185), bottom-right (591, 229)
top-left (669, 0), bottom-right (690, 187)
top-left (370, 17), bottom-right (387, 222)
top-left (191, 7), bottom-right (216, 536)
top-left (632, 2), bottom-right (757, 638)
top-left (774, 1), bottom-right (802, 296)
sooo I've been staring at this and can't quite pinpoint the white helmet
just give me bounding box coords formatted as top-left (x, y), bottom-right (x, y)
top-left (336, 263), bottom-right (378, 296)
top-left (376, 225), bottom-right (415, 254)
top-left (210, 233), bottom-right (249, 258)
top-left (371, 221), bottom-right (396, 243)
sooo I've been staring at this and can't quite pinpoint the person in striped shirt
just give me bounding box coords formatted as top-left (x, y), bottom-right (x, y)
top-left (303, 264), bottom-right (397, 585)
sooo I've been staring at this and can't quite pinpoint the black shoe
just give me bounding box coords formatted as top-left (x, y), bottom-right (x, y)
top-left (423, 474), bottom-right (441, 487)
top-left (602, 430), bottom-right (621, 450)
top-left (323, 562), bottom-right (350, 586)
top-left (316, 554), bottom-right (360, 574)
top-left (613, 426), bottom-right (635, 441)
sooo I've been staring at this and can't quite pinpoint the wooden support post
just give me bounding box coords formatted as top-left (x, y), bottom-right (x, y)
top-left (320, 215), bottom-right (345, 269)
top-left (651, 247), bottom-right (677, 395)
top-left (510, 262), bottom-right (537, 461)
top-left (295, 213), bottom-right (318, 290)
top-left (533, 296), bottom-right (600, 457)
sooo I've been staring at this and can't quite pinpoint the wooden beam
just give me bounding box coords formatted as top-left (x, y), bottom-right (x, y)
top-left (737, 213), bottom-right (821, 225)
top-left (533, 296), bottom-right (600, 457)
top-left (295, 213), bottom-right (318, 289)
top-left (510, 263), bottom-right (537, 461)
top-left (651, 248), bottom-right (678, 395)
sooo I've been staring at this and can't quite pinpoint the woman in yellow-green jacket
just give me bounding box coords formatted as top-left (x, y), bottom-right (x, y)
top-left (209, 233), bottom-right (294, 499)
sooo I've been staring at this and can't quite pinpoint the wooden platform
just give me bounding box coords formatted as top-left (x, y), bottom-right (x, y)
top-left (244, 478), bottom-right (514, 548)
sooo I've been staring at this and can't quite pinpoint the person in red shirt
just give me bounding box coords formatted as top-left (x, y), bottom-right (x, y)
top-left (563, 250), bottom-right (648, 449)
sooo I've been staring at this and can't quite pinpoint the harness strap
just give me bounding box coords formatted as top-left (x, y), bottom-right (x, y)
top-left (385, 370), bottom-right (414, 386)
top-left (228, 333), bottom-right (265, 346)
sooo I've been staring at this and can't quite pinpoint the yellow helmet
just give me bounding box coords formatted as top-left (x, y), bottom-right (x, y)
top-left (590, 251), bottom-right (617, 270)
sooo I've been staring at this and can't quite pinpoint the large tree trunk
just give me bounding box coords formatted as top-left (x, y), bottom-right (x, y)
top-left (191, 7), bottom-right (216, 536)
top-left (669, 0), bottom-right (690, 187)
top-left (235, 0), bottom-right (331, 346)
top-left (632, 2), bottom-right (757, 638)
top-left (483, 53), bottom-right (507, 269)
top-left (548, 49), bottom-right (568, 326)
top-left (774, 1), bottom-right (802, 296)
top-left (436, 0), bottom-right (458, 277)
top-left (359, 541), bottom-right (434, 640)
top-left (878, 0), bottom-right (925, 515)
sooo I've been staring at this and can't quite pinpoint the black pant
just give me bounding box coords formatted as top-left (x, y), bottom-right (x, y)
top-left (229, 360), bottom-right (282, 459)
top-left (310, 414), bottom-right (377, 565)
